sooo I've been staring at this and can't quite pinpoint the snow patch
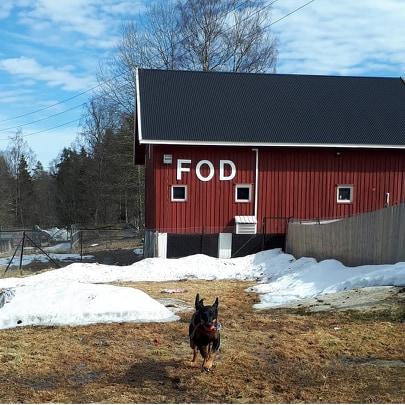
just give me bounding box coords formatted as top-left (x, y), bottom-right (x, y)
top-left (0, 282), bottom-right (178, 329)
top-left (0, 248), bottom-right (404, 329)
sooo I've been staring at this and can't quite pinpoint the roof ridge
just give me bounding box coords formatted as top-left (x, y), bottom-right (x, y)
top-left (138, 68), bottom-right (400, 81)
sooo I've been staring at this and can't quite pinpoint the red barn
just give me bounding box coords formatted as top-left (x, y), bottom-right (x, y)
top-left (135, 69), bottom-right (405, 258)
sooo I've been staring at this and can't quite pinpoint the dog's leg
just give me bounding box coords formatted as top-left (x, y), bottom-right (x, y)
top-left (190, 346), bottom-right (199, 367)
top-left (200, 345), bottom-right (214, 372)
top-left (204, 351), bottom-right (216, 371)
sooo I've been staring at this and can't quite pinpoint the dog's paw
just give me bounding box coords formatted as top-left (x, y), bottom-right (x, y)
top-left (189, 361), bottom-right (199, 368)
top-left (202, 364), bottom-right (216, 372)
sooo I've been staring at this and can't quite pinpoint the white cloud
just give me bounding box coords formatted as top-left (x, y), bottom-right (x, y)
top-left (271, 0), bottom-right (405, 76)
top-left (15, 0), bottom-right (146, 38)
top-left (18, 0), bottom-right (106, 37)
top-left (0, 2), bottom-right (13, 19)
top-left (0, 57), bottom-right (96, 91)
top-left (0, 88), bottom-right (33, 104)
top-left (101, 1), bottom-right (147, 16)
top-left (75, 37), bottom-right (120, 50)
top-left (0, 0), bottom-right (31, 19)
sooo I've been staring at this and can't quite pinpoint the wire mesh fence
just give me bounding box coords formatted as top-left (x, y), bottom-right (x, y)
top-left (0, 225), bottom-right (144, 276)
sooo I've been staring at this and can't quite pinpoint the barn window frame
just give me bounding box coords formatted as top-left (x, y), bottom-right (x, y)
top-left (171, 185), bottom-right (187, 202)
top-left (235, 184), bottom-right (252, 203)
top-left (336, 185), bottom-right (354, 203)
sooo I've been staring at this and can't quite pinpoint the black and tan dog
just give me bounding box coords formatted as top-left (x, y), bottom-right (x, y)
top-left (189, 293), bottom-right (221, 371)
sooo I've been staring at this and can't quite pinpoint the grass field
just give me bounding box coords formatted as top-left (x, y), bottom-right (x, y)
top-left (0, 280), bottom-right (404, 403)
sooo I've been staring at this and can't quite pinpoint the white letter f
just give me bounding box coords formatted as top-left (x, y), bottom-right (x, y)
top-left (177, 159), bottom-right (191, 180)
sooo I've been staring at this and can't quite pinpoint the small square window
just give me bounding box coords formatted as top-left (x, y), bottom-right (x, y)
top-left (235, 184), bottom-right (252, 202)
top-left (171, 185), bottom-right (187, 202)
top-left (337, 185), bottom-right (353, 203)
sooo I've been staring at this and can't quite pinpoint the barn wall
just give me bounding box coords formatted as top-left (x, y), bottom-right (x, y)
top-left (150, 145), bottom-right (255, 233)
top-left (145, 145), bottom-right (405, 234)
top-left (259, 148), bottom-right (405, 233)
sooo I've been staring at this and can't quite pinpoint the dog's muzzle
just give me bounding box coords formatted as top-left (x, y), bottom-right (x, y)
top-left (205, 322), bottom-right (222, 332)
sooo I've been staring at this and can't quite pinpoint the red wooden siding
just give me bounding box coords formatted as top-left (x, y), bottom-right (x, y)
top-left (259, 148), bottom-right (405, 233)
top-left (146, 145), bottom-right (256, 233)
top-left (145, 145), bottom-right (405, 234)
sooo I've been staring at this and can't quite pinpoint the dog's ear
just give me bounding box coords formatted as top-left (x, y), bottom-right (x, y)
top-left (195, 293), bottom-right (202, 310)
top-left (213, 297), bottom-right (219, 317)
top-left (213, 297), bottom-right (219, 308)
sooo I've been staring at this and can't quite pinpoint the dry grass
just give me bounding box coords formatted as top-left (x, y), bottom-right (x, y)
top-left (0, 280), bottom-right (404, 403)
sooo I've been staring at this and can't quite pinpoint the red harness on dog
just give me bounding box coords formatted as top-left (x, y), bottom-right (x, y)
top-left (190, 319), bottom-right (222, 339)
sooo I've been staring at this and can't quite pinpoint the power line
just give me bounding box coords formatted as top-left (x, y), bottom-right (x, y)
top-left (0, 0), bottom-right (316, 142)
top-left (0, 1), bottom-right (255, 139)
top-left (0, 81), bottom-right (131, 133)
top-left (0, 102), bottom-right (85, 133)
top-left (228, 0), bottom-right (315, 45)
top-left (0, 0), bottom-right (254, 125)
top-left (0, 118), bottom-right (81, 142)
top-left (0, 71), bottom-right (132, 125)
top-left (268, 0), bottom-right (315, 26)
top-left (0, 0), bottom-right (283, 128)
top-left (0, 83), bottom-right (100, 125)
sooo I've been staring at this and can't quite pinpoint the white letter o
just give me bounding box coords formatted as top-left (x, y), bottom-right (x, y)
top-left (196, 160), bottom-right (214, 181)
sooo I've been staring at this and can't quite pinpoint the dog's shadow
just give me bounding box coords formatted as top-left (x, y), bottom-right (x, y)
top-left (114, 359), bottom-right (182, 388)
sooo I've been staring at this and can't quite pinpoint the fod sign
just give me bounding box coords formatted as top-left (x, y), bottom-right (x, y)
top-left (177, 159), bottom-right (236, 182)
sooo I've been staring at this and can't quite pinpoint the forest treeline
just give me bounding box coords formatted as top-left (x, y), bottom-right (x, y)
top-left (0, 0), bottom-right (277, 229)
top-left (0, 116), bottom-right (143, 229)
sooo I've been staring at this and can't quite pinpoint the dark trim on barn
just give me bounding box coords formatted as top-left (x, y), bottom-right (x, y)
top-left (164, 232), bottom-right (285, 258)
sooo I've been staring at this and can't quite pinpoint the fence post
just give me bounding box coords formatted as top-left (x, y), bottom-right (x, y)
top-left (19, 231), bottom-right (25, 274)
top-left (4, 237), bottom-right (22, 276)
top-left (80, 230), bottom-right (83, 261)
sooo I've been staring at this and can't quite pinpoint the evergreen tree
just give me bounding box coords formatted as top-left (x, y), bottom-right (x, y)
top-left (0, 154), bottom-right (14, 226)
top-left (16, 154), bottom-right (34, 227)
top-left (55, 148), bottom-right (93, 225)
top-left (32, 161), bottom-right (57, 226)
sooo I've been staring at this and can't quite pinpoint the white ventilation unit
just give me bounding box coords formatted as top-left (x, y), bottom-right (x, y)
top-left (218, 233), bottom-right (232, 258)
top-left (235, 216), bottom-right (257, 234)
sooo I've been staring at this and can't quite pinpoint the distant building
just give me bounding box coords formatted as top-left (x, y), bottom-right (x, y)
top-left (135, 69), bottom-right (405, 258)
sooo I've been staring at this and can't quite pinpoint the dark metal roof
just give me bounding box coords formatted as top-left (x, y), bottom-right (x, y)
top-left (137, 68), bottom-right (405, 147)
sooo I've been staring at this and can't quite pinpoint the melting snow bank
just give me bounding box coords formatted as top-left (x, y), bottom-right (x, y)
top-left (0, 283), bottom-right (178, 330)
top-left (0, 249), bottom-right (288, 288)
top-left (0, 248), bottom-right (404, 328)
top-left (248, 257), bottom-right (405, 309)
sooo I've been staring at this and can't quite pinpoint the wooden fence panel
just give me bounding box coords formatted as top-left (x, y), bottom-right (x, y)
top-left (286, 203), bottom-right (405, 266)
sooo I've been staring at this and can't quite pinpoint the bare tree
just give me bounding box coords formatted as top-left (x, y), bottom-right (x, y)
top-left (5, 130), bottom-right (36, 225)
top-left (79, 96), bottom-right (119, 225)
top-left (98, 0), bottom-right (277, 111)
top-left (80, 97), bottom-right (118, 151)
top-left (6, 130), bottom-right (35, 177)
top-left (179, 0), bottom-right (235, 71)
top-left (98, 1), bottom-right (182, 115)
top-left (224, 1), bottom-right (278, 72)
top-left (82, 0), bottom-right (277, 228)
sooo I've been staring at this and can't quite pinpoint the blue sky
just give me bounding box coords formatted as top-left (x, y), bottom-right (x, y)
top-left (0, 0), bottom-right (404, 168)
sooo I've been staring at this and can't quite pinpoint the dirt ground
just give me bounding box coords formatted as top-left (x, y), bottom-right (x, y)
top-left (273, 286), bottom-right (405, 313)
top-left (0, 280), bottom-right (404, 403)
